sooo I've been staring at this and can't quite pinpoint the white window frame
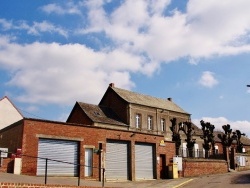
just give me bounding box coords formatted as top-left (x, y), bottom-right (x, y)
top-left (135, 114), bottom-right (141, 129)
top-left (147, 116), bottom-right (153, 130)
top-left (160, 118), bottom-right (165, 132)
top-left (215, 145), bottom-right (219, 155)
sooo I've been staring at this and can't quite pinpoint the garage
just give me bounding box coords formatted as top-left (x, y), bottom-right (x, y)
top-left (135, 143), bottom-right (155, 180)
top-left (37, 138), bottom-right (79, 176)
top-left (105, 141), bottom-right (129, 180)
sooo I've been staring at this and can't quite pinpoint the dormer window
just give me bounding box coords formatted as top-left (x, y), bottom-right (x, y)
top-left (147, 116), bottom-right (153, 130)
top-left (135, 114), bottom-right (141, 129)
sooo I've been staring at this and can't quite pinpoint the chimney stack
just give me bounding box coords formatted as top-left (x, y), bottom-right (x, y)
top-left (109, 83), bottom-right (115, 87)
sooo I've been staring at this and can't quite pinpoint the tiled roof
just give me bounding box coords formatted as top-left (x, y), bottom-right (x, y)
top-left (78, 102), bottom-right (128, 127)
top-left (240, 136), bottom-right (250, 146)
top-left (111, 87), bottom-right (189, 114)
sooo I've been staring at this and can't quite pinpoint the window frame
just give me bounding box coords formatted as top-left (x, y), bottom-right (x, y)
top-left (147, 115), bottom-right (153, 130)
top-left (135, 113), bottom-right (141, 129)
top-left (160, 118), bottom-right (166, 132)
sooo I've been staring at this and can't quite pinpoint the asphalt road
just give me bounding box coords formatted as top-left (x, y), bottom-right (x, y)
top-left (182, 170), bottom-right (250, 188)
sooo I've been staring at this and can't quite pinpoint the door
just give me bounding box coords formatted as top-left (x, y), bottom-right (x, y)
top-left (85, 148), bottom-right (93, 177)
top-left (37, 138), bottom-right (78, 176)
top-left (105, 141), bottom-right (129, 180)
top-left (135, 143), bottom-right (154, 180)
top-left (160, 154), bottom-right (166, 179)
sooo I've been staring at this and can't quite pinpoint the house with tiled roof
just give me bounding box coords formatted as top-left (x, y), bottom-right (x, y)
top-left (67, 83), bottom-right (191, 141)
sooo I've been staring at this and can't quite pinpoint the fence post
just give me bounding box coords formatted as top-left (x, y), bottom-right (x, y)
top-left (78, 163), bottom-right (80, 186)
top-left (102, 168), bottom-right (105, 188)
top-left (45, 158), bottom-right (48, 184)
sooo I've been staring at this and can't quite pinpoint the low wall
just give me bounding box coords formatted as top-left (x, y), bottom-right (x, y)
top-left (181, 158), bottom-right (228, 177)
top-left (0, 158), bottom-right (14, 173)
top-left (0, 183), bottom-right (107, 188)
top-left (236, 153), bottom-right (250, 171)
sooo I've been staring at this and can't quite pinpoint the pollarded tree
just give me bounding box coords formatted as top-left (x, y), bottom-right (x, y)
top-left (200, 120), bottom-right (215, 158)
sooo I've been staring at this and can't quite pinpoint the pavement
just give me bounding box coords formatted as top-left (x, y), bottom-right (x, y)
top-left (0, 172), bottom-right (194, 188)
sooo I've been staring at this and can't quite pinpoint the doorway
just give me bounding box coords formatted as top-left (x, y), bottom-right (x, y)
top-left (160, 154), bottom-right (166, 179)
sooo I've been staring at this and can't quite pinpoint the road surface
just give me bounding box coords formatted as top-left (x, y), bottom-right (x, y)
top-left (182, 170), bottom-right (250, 188)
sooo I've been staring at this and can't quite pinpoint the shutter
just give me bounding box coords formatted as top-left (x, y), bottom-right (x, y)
top-left (105, 141), bottom-right (128, 180)
top-left (135, 143), bottom-right (154, 180)
top-left (37, 139), bottom-right (78, 176)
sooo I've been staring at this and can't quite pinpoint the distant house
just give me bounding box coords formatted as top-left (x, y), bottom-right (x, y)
top-left (0, 96), bottom-right (23, 130)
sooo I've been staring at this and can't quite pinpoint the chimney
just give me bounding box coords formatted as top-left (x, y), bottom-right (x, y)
top-left (109, 83), bottom-right (115, 87)
top-left (167, 97), bottom-right (172, 102)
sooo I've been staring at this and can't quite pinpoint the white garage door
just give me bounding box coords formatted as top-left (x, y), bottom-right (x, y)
top-left (135, 143), bottom-right (154, 180)
top-left (105, 141), bottom-right (128, 180)
top-left (37, 139), bottom-right (78, 176)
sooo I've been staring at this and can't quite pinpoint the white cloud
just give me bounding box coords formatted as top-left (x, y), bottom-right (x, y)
top-left (40, 2), bottom-right (82, 15)
top-left (2, 0), bottom-right (250, 113)
top-left (0, 19), bottom-right (67, 37)
top-left (0, 19), bottom-right (13, 30)
top-left (193, 117), bottom-right (250, 137)
top-left (26, 21), bottom-right (68, 37)
top-left (80, 0), bottom-right (250, 65)
top-left (0, 37), bottom-right (140, 105)
top-left (198, 71), bottom-right (218, 88)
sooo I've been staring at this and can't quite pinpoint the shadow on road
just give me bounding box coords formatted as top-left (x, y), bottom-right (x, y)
top-left (231, 173), bottom-right (250, 184)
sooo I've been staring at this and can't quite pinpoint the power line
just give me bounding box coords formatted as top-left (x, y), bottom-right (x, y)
top-left (17, 107), bottom-right (45, 119)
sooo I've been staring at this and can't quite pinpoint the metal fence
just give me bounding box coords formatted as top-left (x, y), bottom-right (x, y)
top-left (0, 150), bottom-right (105, 187)
top-left (177, 147), bottom-right (225, 159)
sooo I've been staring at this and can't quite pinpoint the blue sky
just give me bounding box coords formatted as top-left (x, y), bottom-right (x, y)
top-left (0, 0), bottom-right (250, 136)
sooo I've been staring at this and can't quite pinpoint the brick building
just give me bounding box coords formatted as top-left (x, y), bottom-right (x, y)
top-left (1, 83), bottom-right (247, 180)
top-left (0, 83), bottom-right (191, 181)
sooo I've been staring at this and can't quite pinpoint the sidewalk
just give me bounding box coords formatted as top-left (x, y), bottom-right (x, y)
top-left (0, 172), bottom-right (193, 188)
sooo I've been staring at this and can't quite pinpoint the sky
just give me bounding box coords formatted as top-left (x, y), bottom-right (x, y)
top-left (0, 0), bottom-right (250, 136)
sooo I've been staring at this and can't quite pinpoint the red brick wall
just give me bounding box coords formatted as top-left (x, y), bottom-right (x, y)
top-left (19, 118), bottom-right (175, 180)
top-left (0, 158), bottom-right (14, 173)
top-left (0, 121), bottom-right (23, 153)
top-left (182, 159), bottom-right (228, 177)
top-left (0, 182), bottom-right (110, 188)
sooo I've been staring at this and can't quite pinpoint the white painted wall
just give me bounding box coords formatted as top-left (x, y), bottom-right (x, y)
top-left (0, 97), bottom-right (23, 130)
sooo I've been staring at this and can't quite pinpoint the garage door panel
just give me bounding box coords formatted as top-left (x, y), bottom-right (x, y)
top-left (105, 141), bottom-right (128, 180)
top-left (37, 139), bottom-right (78, 176)
top-left (135, 143), bottom-right (154, 180)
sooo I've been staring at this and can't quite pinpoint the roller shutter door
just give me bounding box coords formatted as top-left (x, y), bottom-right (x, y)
top-left (105, 141), bottom-right (128, 180)
top-left (37, 139), bottom-right (78, 176)
top-left (135, 143), bottom-right (154, 180)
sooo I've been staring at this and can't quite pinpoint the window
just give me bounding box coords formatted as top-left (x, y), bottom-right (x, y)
top-left (147, 116), bottom-right (153, 130)
top-left (215, 145), bottom-right (219, 155)
top-left (160, 118), bottom-right (166, 132)
top-left (135, 114), bottom-right (141, 129)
